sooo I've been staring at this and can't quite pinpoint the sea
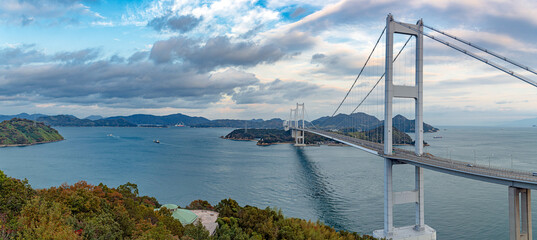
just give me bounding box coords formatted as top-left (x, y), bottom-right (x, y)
top-left (1, 126), bottom-right (537, 239)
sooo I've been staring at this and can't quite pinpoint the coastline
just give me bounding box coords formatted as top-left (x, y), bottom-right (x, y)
top-left (0, 139), bottom-right (64, 148)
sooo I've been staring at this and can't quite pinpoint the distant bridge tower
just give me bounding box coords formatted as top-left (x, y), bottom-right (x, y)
top-left (373, 14), bottom-right (436, 240)
top-left (288, 103), bottom-right (306, 146)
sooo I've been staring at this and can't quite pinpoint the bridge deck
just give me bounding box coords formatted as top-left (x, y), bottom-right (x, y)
top-left (296, 128), bottom-right (537, 189)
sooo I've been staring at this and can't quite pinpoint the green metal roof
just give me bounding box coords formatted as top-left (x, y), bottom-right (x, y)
top-left (160, 204), bottom-right (178, 210)
top-left (172, 209), bottom-right (198, 225)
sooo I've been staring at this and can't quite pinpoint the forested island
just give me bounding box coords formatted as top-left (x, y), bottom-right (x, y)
top-left (0, 118), bottom-right (63, 146)
top-left (223, 129), bottom-right (331, 145)
top-left (0, 170), bottom-right (375, 239)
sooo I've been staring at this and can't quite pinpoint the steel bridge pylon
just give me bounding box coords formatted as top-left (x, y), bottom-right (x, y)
top-left (285, 103), bottom-right (306, 146)
top-left (372, 14), bottom-right (436, 240)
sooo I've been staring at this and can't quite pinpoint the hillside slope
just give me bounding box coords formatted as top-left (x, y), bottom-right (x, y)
top-left (0, 118), bottom-right (64, 145)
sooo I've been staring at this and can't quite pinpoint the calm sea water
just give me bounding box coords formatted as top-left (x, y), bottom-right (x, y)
top-left (1, 126), bottom-right (537, 239)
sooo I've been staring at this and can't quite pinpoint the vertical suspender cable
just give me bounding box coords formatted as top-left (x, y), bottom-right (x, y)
top-left (350, 35), bottom-right (413, 115)
top-left (332, 27), bottom-right (387, 117)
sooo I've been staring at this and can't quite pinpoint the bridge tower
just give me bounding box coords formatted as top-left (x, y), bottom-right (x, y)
top-left (292, 103), bottom-right (306, 146)
top-left (373, 14), bottom-right (436, 240)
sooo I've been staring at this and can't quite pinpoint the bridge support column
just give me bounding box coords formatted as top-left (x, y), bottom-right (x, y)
top-left (384, 158), bottom-right (394, 236)
top-left (373, 161), bottom-right (435, 240)
top-left (293, 103), bottom-right (306, 147)
top-left (509, 187), bottom-right (532, 240)
top-left (415, 166), bottom-right (425, 230)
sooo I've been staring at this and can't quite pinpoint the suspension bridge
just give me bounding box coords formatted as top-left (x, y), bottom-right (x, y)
top-left (284, 14), bottom-right (537, 240)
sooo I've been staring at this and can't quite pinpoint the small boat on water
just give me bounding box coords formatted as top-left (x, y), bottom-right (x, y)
top-left (433, 136), bottom-right (443, 139)
top-left (154, 140), bottom-right (160, 144)
top-left (175, 122), bottom-right (186, 127)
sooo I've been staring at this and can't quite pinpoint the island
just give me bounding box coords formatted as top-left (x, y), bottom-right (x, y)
top-left (0, 170), bottom-right (376, 239)
top-left (222, 129), bottom-right (331, 146)
top-left (0, 118), bottom-right (64, 146)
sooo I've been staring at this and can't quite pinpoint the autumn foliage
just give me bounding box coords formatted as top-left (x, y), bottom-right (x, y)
top-left (0, 170), bottom-right (377, 240)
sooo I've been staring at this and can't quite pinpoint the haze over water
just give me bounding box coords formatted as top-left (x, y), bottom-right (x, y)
top-left (1, 126), bottom-right (537, 239)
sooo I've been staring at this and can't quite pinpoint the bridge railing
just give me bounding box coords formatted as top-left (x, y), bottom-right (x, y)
top-left (393, 147), bottom-right (537, 182)
top-left (294, 126), bottom-right (537, 183)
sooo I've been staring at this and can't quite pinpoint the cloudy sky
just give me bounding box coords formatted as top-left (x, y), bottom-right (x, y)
top-left (0, 0), bottom-right (536, 125)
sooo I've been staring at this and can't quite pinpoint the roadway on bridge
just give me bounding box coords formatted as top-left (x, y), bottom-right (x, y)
top-left (294, 128), bottom-right (537, 190)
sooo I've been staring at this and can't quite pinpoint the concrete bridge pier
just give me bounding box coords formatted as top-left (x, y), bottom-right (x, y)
top-left (509, 187), bottom-right (532, 240)
top-left (373, 159), bottom-right (436, 240)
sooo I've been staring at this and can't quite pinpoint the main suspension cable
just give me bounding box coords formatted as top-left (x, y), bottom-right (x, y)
top-left (396, 23), bottom-right (537, 88)
top-left (424, 24), bottom-right (537, 76)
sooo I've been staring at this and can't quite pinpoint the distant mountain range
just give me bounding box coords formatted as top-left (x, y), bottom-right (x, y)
top-left (0, 112), bottom-right (438, 132)
top-left (499, 117), bottom-right (537, 127)
top-left (85, 115), bottom-right (103, 121)
top-left (37, 115), bottom-right (136, 127)
top-left (192, 118), bottom-right (284, 128)
top-left (0, 113), bottom-right (47, 122)
top-left (106, 113), bottom-right (210, 126)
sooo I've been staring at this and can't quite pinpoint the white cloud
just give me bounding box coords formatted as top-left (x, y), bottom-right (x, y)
top-left (91, 21), bottom-right (114, 27)
top-left (123, 0), bottom-right (281, 39)
top-left (0, 0), bottom-right (103, 25)
top-left (412, 0), bottom-right (537, 26)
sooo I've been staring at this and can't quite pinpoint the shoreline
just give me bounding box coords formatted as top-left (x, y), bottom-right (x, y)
top-left (0, 139), bottom-right (64, 148)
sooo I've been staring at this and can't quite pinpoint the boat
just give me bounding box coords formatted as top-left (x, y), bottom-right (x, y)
top-left (433, 136), bottom-right (443, 139)
top-left (154, 140), bottom-right (160, 144)
top-left (175, 122), bottom-right (186, 127)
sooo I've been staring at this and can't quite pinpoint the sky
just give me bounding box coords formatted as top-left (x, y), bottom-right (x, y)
top-left (0, 0), bottom-right (536, 125)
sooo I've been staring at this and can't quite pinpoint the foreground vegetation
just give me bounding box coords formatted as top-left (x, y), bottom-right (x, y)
top-left (0, 170), bottom-right (377, 239)
top-left (0, 118), bottom-right (64, 146)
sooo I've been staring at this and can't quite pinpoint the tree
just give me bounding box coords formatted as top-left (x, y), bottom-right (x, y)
top-left (183, 221), bottom-right (209, 240)
top-left (186, 200), bottom-right (214, 210)
top-left (16, 197), bottom-right (80, 240)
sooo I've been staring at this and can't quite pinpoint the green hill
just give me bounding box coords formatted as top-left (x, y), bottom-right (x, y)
top-left (0, 118), bottom-right (64, 146)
